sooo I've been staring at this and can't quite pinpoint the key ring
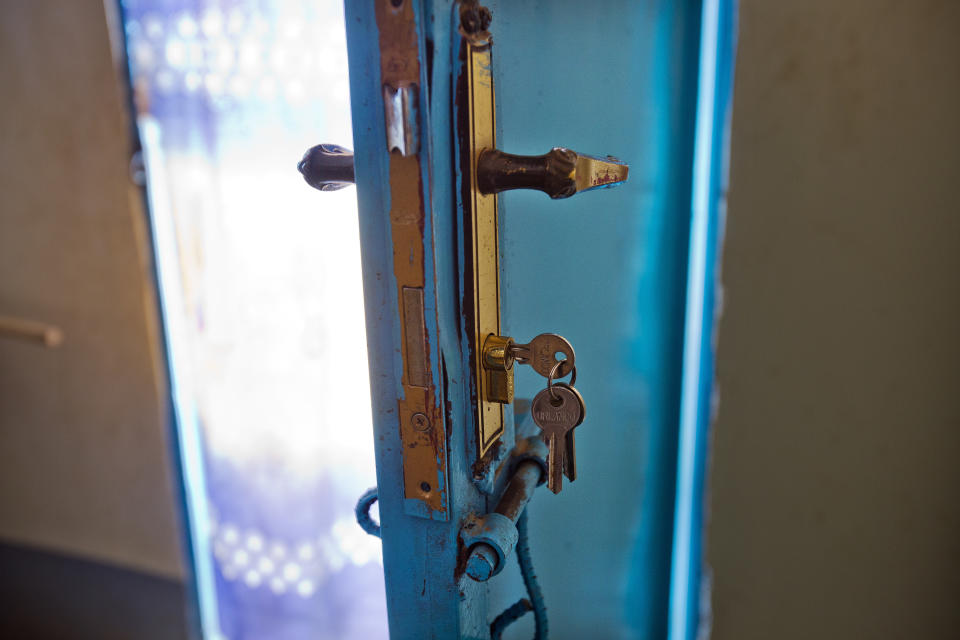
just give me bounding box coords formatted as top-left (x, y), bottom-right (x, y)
top-left (506, 343), bottom-right (527, 364)
top-left (547, 360), bottom-right (577, 402)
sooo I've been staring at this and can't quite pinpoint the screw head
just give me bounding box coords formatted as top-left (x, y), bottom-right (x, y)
top-left (411, 412), bottom-right (430, 431)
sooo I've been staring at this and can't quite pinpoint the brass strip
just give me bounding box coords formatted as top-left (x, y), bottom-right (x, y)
top-left (402, 287), bottom-right (429, 388)
top-left (573, 153), bottom-right (630, 193)
top-left (466, 40), bottom-right (504, 456)
top-left (375, 0), bottom-right (447, 517)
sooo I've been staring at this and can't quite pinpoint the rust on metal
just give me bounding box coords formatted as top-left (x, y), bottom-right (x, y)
top-left (375, 0), bottom-right (448, 517)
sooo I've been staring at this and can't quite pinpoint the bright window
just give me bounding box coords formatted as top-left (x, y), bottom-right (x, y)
top-left (120, 2), bottom-right (386, 638)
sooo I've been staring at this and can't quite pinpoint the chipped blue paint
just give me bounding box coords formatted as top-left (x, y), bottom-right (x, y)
top-left (344, 1), bottom-right (488, 637)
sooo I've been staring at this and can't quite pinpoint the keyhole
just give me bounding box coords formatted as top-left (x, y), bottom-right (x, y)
top-left (420, 481), bottom-right (431, 493)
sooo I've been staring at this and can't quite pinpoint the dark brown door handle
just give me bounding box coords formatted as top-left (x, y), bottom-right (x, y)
top-left (298, 144), bottom-right (628, 200)
top-left (477, 148), bottom-right (628, 199)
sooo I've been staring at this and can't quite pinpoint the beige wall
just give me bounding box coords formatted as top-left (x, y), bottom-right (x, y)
top-left (0, 1), bottom-right (183, 579)
top-left (710, 1), bottom-right (960, 638)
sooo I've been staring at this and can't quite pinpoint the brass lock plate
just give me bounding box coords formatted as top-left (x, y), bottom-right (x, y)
top-left (375, 0), bottom-right (449, 520)
top-left (461, 17), bottom-right (504, 458)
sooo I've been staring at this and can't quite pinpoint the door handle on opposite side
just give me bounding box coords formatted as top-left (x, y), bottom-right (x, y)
top-left (298, 143), bottom-right (355, 191)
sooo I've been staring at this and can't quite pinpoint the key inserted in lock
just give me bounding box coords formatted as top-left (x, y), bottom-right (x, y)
top-left (481, 333), bottom-right (576, 405)
top-left (482, 335), bottom-right (515, 404)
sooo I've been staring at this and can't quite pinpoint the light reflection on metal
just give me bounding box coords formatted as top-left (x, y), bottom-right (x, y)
top-left (297, 144), bottom-right (355, 191)
top-left (574, 151), bottom-right (630, 193)
top-left (481, 334), bottom-right (515, 404)
top-left (383, 84), bottom-right (419, 156)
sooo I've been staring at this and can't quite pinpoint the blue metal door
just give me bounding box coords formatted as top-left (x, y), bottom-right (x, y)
top-left (323, 1), bottom-right (736, 638)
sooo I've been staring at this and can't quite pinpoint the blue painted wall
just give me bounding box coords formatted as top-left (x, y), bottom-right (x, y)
top-left (484, 2), bottom-right (705, 639)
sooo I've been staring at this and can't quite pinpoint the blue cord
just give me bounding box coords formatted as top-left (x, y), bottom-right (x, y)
top-left (358, 491), bottom-right (547, 638)
top-left (490, 508), bottom-right (548, 640)
top-left (491, 599), bottom-right (532, 639)
top-left (355, 487), bottom-right (381, 538)
top-left (518, 509), bottom-right (548, 639)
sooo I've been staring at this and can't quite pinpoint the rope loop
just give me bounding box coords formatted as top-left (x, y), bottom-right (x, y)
top-left (355, 487), bottom-right (381, 539)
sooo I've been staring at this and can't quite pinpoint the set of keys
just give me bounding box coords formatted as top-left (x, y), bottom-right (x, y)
top-left (519, 334), bottom-right (586, 495)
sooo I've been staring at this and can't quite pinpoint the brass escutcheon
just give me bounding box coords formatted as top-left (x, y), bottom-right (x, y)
top-left (482, 334), bottom-right (515, 371)
top-left (482, 335), bottom-right (515, 404)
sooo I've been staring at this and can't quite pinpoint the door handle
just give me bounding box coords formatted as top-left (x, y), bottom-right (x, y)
top-left (477, 147), bottom-right (628, 199)
top-left (298, 143), bottom-right (628, 200)
top-left (297, 143), bottom-right (354, 191)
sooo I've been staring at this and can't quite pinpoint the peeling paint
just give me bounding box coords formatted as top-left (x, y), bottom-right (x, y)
top-left (375, 0), bottom-right (449, 519)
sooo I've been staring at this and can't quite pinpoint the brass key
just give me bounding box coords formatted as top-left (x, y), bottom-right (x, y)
top-left (509, 333), bottom-right (575, 379)
top-left (531, 382), bottom-right (585, 493)
top-left (563, 386), bottom-right (585, 482)
top-left (564, 429), bottom-right (577, 482)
